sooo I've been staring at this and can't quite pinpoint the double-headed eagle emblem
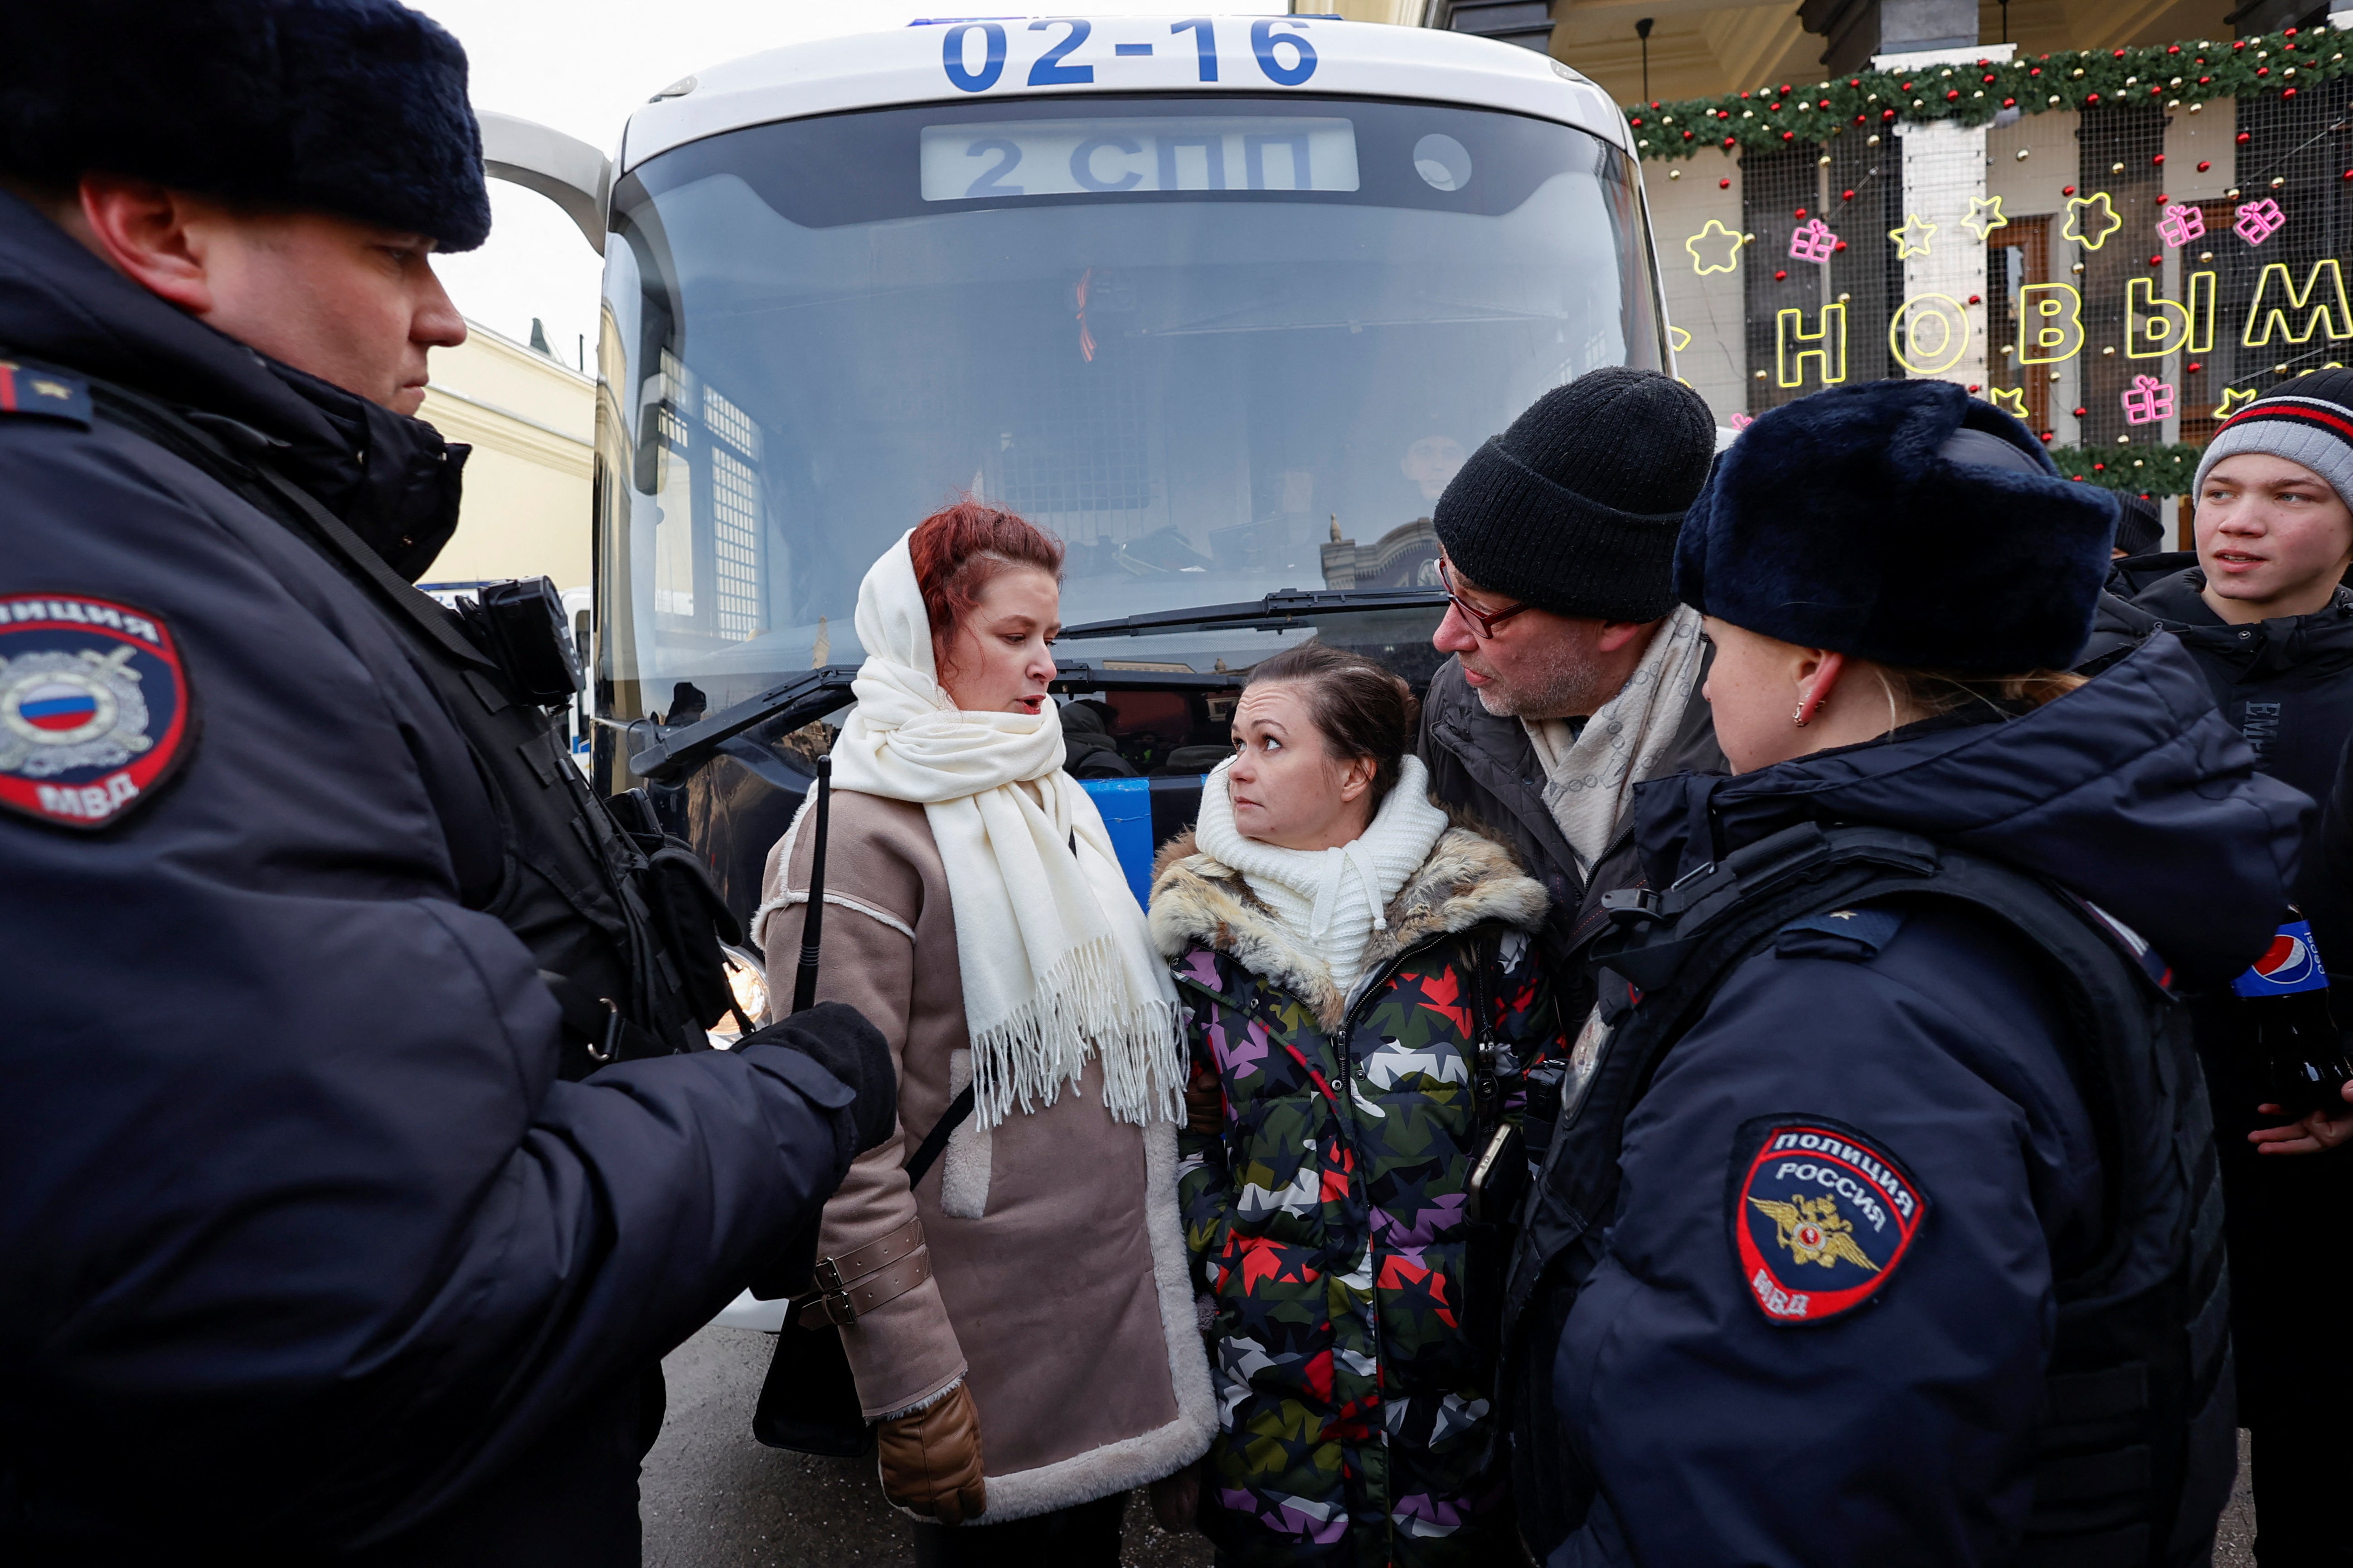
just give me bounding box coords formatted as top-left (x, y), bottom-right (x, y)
top-left (1748, 1193), bottom-right (1879, 1272)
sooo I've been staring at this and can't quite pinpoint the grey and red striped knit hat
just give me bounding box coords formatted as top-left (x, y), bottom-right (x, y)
top-left (2193, 368), bottom-right (2353, 510)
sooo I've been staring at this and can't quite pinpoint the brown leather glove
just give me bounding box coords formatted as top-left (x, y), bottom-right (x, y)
top-left (877, 1380), bottom-right (987, 1525)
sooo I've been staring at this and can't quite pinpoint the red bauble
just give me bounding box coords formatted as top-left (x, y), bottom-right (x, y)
top-left (2198, 160), bottom-right (2212, 171)
top-left (2072, 406), bottom-right (2088, 417)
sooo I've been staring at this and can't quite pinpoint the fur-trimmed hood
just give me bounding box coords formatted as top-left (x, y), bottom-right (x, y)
top-left (1149, 817), bottom-right (1550, 1030)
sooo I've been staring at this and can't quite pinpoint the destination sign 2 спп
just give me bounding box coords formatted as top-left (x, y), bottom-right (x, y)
top-left (935, 18), bottom-right (1321, 94)
top-left (920, 117), bottom-right (1359, 201)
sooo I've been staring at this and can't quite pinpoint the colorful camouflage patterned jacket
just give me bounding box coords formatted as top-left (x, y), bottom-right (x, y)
top-left (1148, 822), bottom-right (1557, 1568)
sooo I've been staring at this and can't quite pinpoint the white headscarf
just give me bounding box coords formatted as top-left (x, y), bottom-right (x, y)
top-left (825, 531), bottom-right (1183, 1129)
top-left (1193, 753), bottom-right (1451, 994)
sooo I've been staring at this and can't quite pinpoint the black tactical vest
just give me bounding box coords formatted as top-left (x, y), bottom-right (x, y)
top-left (1502, 820), bottom-right (2235, 1568)
top-left (84, 379), bottom-right (739, 1076)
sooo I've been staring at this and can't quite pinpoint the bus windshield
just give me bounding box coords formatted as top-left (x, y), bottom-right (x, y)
top-left (599, 92), bottom-right (1662, 718)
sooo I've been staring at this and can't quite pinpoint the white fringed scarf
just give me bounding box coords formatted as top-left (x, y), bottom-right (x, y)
top-left (1193, 753), bottom-right (1451, 993)
top-left (826, 532), bottom-right (1183, 1130)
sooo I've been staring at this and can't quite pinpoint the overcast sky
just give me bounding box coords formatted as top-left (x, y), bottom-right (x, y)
top-left (410, 1), bottom-right (1281, 367)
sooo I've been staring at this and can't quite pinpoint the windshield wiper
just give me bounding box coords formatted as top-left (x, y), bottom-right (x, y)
top-left (628, 660), bottom-right (1250, 782)
top-left (628, 665), bottom-right (863, 782)
top-left (1058, 587), bottom-right (1448, 641)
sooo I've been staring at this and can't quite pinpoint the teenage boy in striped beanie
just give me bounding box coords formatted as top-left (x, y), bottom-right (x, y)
top-left (2139, 366), bottom-right (2353, 1563)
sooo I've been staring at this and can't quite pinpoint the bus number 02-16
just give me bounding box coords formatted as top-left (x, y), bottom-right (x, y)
top-left (941, 18), bottom-right (1318, 92)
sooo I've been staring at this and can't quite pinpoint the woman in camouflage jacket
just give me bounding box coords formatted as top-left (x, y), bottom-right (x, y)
top-left (1146, 644), bottom-right (1558, 1567)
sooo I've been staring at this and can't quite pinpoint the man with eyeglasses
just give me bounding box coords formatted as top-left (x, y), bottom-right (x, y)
top-left (1420, 369), bottom-right (1723, 1003)
top-left (1418, 367), bottom-right (1722, 1555)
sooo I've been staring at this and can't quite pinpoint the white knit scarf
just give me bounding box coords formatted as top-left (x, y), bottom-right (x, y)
top-left (824, 532), bottom-right (1183, 1129)
top-left (1522, 604), bottom-right (1708, 875)
top-left (1193, 753), bottom-right (1451, 993)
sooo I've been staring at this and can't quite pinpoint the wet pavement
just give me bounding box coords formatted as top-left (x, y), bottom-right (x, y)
top-left (643, 1325), bottom-right (2259, 1566)
top-left (641, 1325), bottom-right (1214, 1568)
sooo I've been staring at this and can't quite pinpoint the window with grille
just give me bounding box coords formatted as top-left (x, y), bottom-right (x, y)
top-left (1986, 216), bottom-right (2052, 433)
top-left (712, 447), bottom-right (763, 641)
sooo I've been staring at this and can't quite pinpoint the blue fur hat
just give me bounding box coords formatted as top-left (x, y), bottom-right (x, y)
top-left (0, 0), bottom-right (490, 251)
top-left (1676, 380), bottom-right (2119, 673)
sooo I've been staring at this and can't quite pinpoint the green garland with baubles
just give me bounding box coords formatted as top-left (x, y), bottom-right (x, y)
top-left (2047, 442), bottom-right (2204, 497)
top-left (1623, 27), bottom-right (2348, 162)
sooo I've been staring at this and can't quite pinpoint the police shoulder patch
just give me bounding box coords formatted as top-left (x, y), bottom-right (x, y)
top-left (1729, 1115), bottom-right (1926, 1327)
top-left (0, 360), bottom-right (92, 427)
top-left (0, 595), bottom-right (194, 830)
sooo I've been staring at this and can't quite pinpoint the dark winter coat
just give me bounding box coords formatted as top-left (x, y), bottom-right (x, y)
top-left (1543, 635), bottom-right (2301, 1567)
top-left (0, 190), bottom-right (856, 1563)
top-left (1150, 822), bottom-right (1558, 1568)
top-left (2125, 563), bottom-right (2353, 1428)
top-left (1415, 655), bottom-right (1720, 1026)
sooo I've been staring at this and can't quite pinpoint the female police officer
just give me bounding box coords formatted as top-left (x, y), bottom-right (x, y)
top-left (1506, 380), bottom-right (2306, 1567)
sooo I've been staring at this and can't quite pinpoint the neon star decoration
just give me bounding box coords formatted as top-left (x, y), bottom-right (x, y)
top-left (2063, 192), bottom-right (2123, 252)
top-left (1887, 213), bottom-right (1938, 260)
top-left (1669, 325), bottom-right (1693, 354)
top-left (1960, 196), bottom-right (2010, 243)
top-left (1985, 386), bottom-right (2029, 417)
top-left (2214, 386), bottom-right (2260, 418)
top-left (1687, 218), bottom-right (1745, 276)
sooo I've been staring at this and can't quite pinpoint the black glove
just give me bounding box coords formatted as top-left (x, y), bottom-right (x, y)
top-left (738, 1002), bottom-right (897, 1167)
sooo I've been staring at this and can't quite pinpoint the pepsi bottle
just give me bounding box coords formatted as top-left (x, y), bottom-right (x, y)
top-left (2232, 915), bottom-right (2353, 1118)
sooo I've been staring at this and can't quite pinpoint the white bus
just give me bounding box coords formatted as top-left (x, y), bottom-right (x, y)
top-left (487, 14), bottom-right (1663, 916)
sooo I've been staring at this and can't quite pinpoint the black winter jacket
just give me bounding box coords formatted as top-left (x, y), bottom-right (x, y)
top-left (0, 191), bottom-right (856, 1562)
top-left (1416, 653), bottom-right (1722, 1023)
top-left (1548, 635), bottom-right (2300, 1566)
top-left (2122, 563), bottom-right (2353, 1427)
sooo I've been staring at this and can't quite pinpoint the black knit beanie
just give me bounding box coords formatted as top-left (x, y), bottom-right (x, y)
top-left (1434, 369), bottom-right (1717, 623)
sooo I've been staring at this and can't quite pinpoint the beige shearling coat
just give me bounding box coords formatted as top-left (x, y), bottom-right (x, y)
top-left (754, 789), bottom-right (1214, 1523)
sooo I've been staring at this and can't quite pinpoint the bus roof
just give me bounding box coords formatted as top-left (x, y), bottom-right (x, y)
top-left (618, 17), bottom-right (1629, 175)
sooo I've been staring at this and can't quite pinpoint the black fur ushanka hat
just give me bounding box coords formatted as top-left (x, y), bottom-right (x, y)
top-left (1675, 379), bottom-right (2119, 673)
top-left (0, 0), bottom-right (490, 251)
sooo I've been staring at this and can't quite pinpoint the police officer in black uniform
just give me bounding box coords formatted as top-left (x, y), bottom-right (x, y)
top-left (1504, 381), bottom-right (2304, 1566)
top-left (0, 5), bottom-right (893, 1563)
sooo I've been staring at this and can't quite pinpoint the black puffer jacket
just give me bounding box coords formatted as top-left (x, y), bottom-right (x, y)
top-left (0, 189), bottom-right (864, 1563)
top-left (1416, 654), bottom-right (1722, 1022)
top-left (2124, 562), bottom-right (2353, 1431)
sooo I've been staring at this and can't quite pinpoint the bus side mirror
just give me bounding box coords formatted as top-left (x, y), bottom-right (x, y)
top-left (479, 111), bottom-right (612, 257)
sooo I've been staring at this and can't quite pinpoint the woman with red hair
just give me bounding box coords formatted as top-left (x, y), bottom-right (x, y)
top-left (754, 502), bottom-right (1213, 1563)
